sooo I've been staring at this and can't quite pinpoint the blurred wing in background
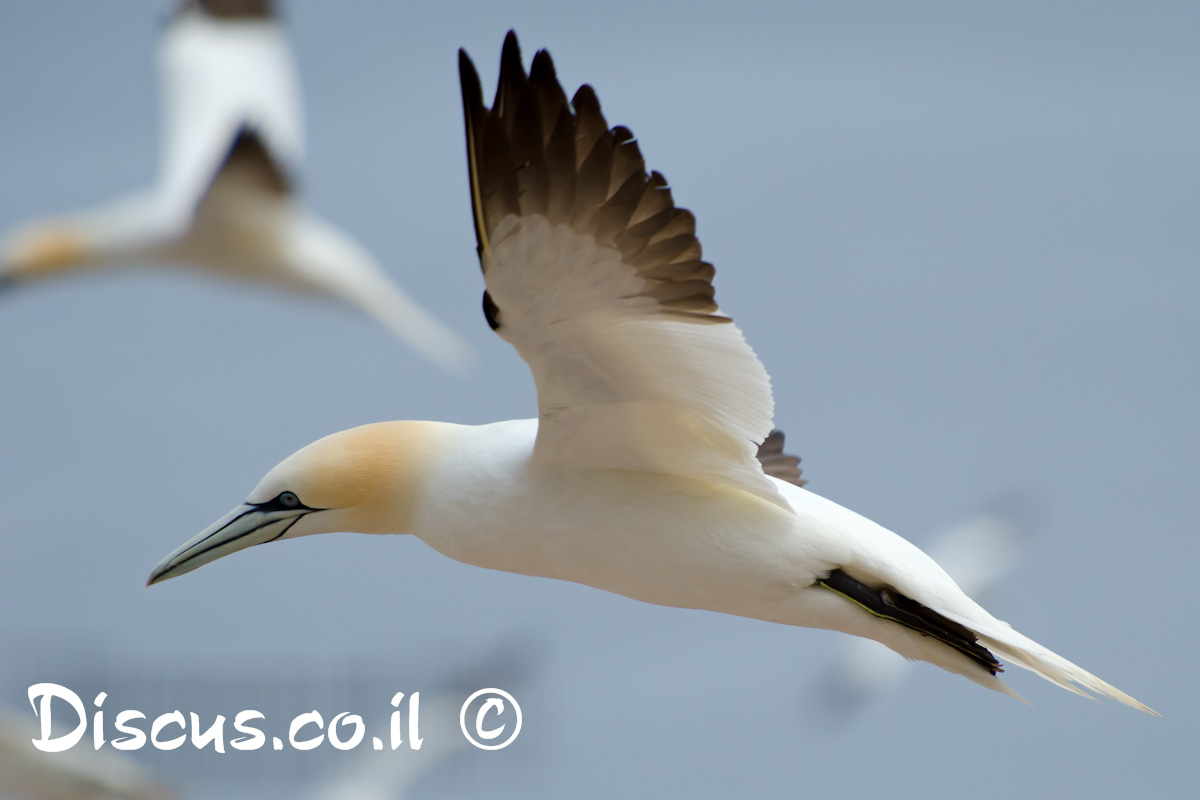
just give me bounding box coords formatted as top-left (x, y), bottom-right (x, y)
top-left (0, 706), bottom-right (174, 800)
top-left (0, 0), bottom-right (473, 372)
top-left (305, 638), bottom-right (544, 800)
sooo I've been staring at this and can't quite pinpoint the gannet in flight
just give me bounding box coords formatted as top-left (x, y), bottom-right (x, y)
top-left (148, 32), bottom-right (1154, 714)
top-left (0, 0), bottom-right (471, 372)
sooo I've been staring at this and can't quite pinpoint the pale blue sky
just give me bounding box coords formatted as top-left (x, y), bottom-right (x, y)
top-left (0, 2), bottom-right (1196, 797)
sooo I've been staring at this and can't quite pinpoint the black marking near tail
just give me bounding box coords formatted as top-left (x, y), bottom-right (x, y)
top-left (818, 569), bottom-right (1002, 676)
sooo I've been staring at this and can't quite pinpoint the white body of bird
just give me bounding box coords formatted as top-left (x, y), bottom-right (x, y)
top-left (402, 421), bottom-right (1145, 707)
top-left (148, 32), bottom-right (1154, 715)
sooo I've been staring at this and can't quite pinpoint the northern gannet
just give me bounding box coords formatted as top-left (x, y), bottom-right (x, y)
top-left (148, 32), bottom-right (1154, 713)
top-left (0, 0), bottom-right (471, 371)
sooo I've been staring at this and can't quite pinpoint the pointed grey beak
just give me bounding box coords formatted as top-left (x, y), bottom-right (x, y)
top-left (147, 503), bottom-right (310, 586)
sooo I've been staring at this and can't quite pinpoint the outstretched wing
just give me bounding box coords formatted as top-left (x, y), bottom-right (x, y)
top-left (459, 32), bottom-right (783, 505)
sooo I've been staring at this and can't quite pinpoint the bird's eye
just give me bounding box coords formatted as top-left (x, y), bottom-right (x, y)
top-left (278, 491), bottom-right (300, 508)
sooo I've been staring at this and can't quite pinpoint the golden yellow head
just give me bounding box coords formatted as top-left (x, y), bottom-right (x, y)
top-left (147, 421), bottom-right (449, 585)
top-left (2, 223), bottom-right (92, 279)
top-left (249, 421), bottom-right (445, 535)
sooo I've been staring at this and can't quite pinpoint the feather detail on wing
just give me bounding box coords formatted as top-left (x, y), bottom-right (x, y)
top-left (459, 32), bottom-right (783, 505)
top-left (757, 430), bottom-right (806, 487)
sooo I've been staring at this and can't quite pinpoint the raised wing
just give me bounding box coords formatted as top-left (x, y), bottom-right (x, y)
top-left (459, 32), bottom-right (783, 505)
top-left (154, 1), bottom-right (301, 228)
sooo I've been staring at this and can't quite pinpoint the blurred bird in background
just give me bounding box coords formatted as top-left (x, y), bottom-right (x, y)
top-left (0, 706), bottom-right (174, 800)
top-left (0, 0), bottom-right (472, 372)
top-left (304, 639), bottom-right (542, 800)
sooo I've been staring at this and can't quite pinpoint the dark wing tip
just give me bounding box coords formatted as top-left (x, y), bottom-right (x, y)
top-left (500, 30), bottom-right (525, 75)
top-left (571, 84), bottom-right (601, 112)
top-left (529, 49), bottom-right (558, 82)
top-left (612, 125), bottom-right (636, 143)
top-left (189, 0), bottom-right (274, 19)
top-left (459, 48), bottom-right (483, 107)
top-left (496, 31), bottom-right (527, 111)
top-left (459, 47), bottom-right (489, 261)
top-left (463, 33), bottom-right (729, 328)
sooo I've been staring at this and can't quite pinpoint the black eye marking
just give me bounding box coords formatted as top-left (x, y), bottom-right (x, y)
top-left (251, 491), bottom-right (319, 513)
top-left (252, 489), bottom-right (307, 513)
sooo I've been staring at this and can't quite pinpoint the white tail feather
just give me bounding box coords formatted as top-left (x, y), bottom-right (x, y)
top-left (934, 610), bottom-right (1160, 715)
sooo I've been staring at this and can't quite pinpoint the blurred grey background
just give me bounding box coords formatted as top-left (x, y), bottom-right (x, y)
top-left (0, 1), bottom-right (1195, 797)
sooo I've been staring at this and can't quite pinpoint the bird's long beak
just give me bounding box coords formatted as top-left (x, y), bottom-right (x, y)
top-left (147, 503), bottom-right (310, 586)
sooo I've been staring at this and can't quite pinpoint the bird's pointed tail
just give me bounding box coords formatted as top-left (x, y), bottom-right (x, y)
top-left (957, 617), bottom-right (1160, 715)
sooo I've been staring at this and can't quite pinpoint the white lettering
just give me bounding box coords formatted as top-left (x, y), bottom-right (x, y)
top-left (231, 710), bottom-right (266, 751)
top-left (190, 713), bottom-right (226, 753)
top-left (112, 710), bottom-right (146, 751)
top-left (151, 711), bottom-right (186, 750)
top-left (27, 683), bottom-right (86, 753)
top-left (289, 710), bottom-right (324, 751)
top-left (327, 712), bottom-right (364, 751)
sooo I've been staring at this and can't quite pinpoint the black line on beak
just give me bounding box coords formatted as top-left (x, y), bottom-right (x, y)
top-left (265, 513), bottom-right (306, 543)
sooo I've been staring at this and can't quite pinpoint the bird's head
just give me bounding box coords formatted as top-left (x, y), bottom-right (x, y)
top-left (146, 421), bottom-right (444, 586)
top-left (1, 222), bottom-right (92, 285)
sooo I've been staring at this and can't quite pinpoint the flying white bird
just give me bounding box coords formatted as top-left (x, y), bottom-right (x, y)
top-left (0, 0), bottom-right (471, 372)
top-left (148, 32), bottom-right (1154, 714)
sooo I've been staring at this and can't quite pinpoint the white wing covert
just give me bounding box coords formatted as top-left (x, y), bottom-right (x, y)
top-left (459, 33), bottom-right (783, 505)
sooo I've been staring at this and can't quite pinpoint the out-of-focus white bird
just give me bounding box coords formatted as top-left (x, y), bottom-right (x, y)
top-left (0, 0), bottom-right (471, 372)
top-left (146, 32), bottom-right (1154, 714)
top-left (302, 692), bottom-right (463, 800)
top-left (810, 498), bottom-right (1035, 719)
top-left (305, 640), bottom-right (540, 800)
top-left (0, 706), bottom-right (174, 800)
